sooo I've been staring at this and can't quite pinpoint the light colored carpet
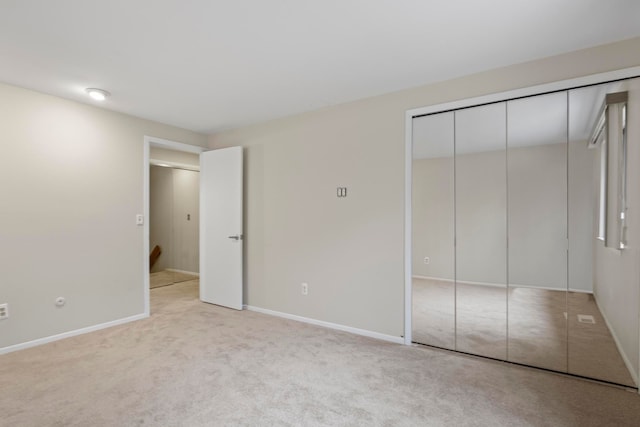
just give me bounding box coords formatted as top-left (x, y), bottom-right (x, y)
top-left (3, 280), bottom-right (640, 426)
top-left (412, 278), bottom-right (635, 387)
top-left (150, 269), bottom-right (199, 288)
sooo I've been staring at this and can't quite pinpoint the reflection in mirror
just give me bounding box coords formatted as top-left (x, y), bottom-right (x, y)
top-left (604, 91), bottom-right (629, 249)
top-left (568, 78), bottom-right (639, 387)
top-left (506, 92), bottom-right (568, 371)
top-left (412, 112), bottom-right (455, 349)
top-left (455, 103), bottom-right (507, 360)
top-left (410, 76), bottom-right (639, 388)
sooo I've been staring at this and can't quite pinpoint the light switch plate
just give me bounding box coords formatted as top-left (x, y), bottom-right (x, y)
top-left (136, 214), bottom-right (144, 225)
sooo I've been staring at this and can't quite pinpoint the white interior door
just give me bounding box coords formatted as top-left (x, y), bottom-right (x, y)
top-left (199, 146), bottom-right (243, 310)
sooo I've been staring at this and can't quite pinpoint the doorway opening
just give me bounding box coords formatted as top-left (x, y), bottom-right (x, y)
top-left (149, 161), bottom-right (200, 289)
top-left (143, 137), bottom-right (204, 315)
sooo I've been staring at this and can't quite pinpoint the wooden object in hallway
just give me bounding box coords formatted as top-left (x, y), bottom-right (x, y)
top-left (150, 245), bottom-right (162, 269)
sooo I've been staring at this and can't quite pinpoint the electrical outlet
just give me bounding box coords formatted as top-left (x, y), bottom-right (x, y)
top-left (301, 283), bottom-right (308, 295)
top-left (424, 257), bottom-right (430, 265)
top-left (0, 303), bottom-right (8, 320)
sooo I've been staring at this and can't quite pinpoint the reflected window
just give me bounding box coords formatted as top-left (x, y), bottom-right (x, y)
top-left (619, 104), bottom-right (628, 248)
top-left (590, 91), bottom-right (628, 248)
top-left (597, 135), bottom-right (606, 241)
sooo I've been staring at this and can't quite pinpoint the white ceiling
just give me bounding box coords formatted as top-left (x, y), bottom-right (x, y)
top-left (1, 1), bottom-right (639, 134)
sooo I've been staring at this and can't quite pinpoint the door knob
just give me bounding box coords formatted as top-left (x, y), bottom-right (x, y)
top-left (228, 234), bottom-right (243, 240)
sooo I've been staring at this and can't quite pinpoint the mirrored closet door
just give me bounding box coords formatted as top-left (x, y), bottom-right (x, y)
top-left (412, 112), bottom-right (455, 350)
top-left (412, 76), bottom-right (640, 387)
top-left (506, 92), bottom-right (568, 372)
top-left (455, 103), bottom-right (507, 360)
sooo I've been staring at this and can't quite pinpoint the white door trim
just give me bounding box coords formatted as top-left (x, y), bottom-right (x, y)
top-left (404, 66), bottom-right (640, 346)
top-left (143, 136), bottom-right (205, 316)
top-left (149, 159), bottom-right (200, 172)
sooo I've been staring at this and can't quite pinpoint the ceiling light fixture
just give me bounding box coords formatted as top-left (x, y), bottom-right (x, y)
top-left (85, 88), bottom-right (110, 101)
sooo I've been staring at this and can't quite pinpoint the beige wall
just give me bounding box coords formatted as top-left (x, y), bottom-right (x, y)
top-left (0, 83), bottom-right (206, 350)
top-left (508, 143), bottom-right (567, 290)
top-left (456, 148), bottom-right (508, 286)
top-left (412, 156), bottom-right (454, 280)
top-left (210, 37), bottom-right (640, 338)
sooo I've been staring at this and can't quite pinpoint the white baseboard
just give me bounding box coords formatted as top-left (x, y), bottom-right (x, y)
top-left (0, 313), bottom-right (148, 355)
top-left (594, 298), bottom-right (639, 386)
top-left (567, 288), bottom-right (593, 294)
top-left (412, 275), bottom-right (593, 293)
top-left (165, 268), bottom-right (199, 276)
top-left (412, 275), bottom-right (454, 282)
top-left (244, 305), bottom-right (404, 345)
top-left (412, 275), bottom-right (505, 288)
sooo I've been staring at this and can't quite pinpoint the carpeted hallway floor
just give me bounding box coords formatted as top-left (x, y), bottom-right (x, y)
top-left (150, 270), bottom-right (199, 289)
top-left (2, 280), bottom-right (640, 426)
